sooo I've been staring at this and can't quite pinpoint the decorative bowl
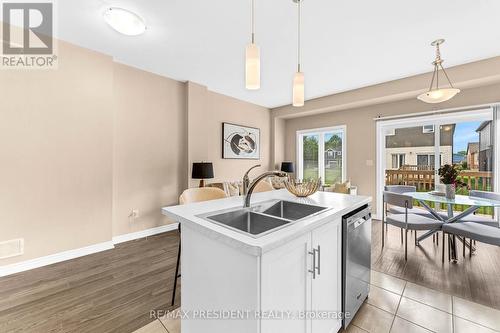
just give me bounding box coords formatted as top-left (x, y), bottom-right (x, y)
top-left (284, 178), bottom-right (321, 197)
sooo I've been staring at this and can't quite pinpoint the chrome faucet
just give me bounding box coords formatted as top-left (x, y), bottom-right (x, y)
top-left (244, 171), bottom-right (288, 208)
top-left (242, 164), bottom-right (261, 195)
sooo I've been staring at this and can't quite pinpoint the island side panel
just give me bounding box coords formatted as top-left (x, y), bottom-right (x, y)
top-left (181, 224), bottom-right (260, 333)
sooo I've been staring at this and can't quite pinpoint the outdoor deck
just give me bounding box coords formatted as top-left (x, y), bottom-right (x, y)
top-left (385, 166), bottom-right (494, 215)
top-left (386, 167), bottom-right (492, 192)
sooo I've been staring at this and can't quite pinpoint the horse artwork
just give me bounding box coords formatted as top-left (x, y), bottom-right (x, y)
top-left (222, 122), bottom-right (260, 159)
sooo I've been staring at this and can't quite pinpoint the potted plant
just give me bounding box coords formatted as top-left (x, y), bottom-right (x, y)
top-left (438, 164), bottom-right (467, 199)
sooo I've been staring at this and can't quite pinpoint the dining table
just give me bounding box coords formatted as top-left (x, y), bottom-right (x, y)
top-left (404, 191), bottom-right (500, 261)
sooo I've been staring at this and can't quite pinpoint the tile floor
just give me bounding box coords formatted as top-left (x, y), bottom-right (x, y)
top-left (132, 270), bottom-right (500, 333)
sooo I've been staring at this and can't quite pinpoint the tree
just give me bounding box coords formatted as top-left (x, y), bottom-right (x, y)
top-left (325, 134), bottom-right (342, 150)
top-left (303, 136), bottom-right (318, 160)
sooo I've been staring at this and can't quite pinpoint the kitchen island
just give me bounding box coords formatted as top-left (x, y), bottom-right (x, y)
top-left (162, 189), bottom-right (371, 333)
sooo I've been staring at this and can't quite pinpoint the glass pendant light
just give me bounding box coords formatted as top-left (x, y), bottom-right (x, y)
top-left (245, 0), bottom-right (260, 90)
top-left (103, 7), bottom-right (146, 36)
top-left (417, 39), bottom-right (460, 104)
top-left (292, 0), bottom-right (304, 107)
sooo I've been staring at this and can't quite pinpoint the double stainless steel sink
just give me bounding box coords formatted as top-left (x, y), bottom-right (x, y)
top-left (198, 200), bottom-right (329, 238)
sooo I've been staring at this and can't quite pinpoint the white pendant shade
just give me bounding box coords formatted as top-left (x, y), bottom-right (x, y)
top-left (245, 43), bottom-right (260, 90)
top-left (418, 39), bottom-right (460, 104)
top-left (293, 72), bottom-right (305, 107)
top-left (417, 88), bottom-right (460, 104)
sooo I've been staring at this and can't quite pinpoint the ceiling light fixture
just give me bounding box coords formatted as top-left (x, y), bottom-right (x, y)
top-left (292, 0), bottom-right (304, 107)
top-left (417, 39), bottom-right (460, 104)
top-left (103, 7), bottom-right (146, 36)
top-left (245, 0), bottom-right (260, 90)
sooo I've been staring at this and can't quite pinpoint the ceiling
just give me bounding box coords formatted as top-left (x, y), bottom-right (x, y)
top-left (57, 0), bottom-right (500, 108)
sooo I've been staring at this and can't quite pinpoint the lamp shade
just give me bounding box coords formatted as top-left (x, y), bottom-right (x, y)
top-left (417, 88), bottom-right (460, 104)
top-left (192, 162), bottom-right (214, 179)
top-left (245, 43), bottom-right (260, 90)
top-left (293, 72), bottom-right (305, 107)
top-left (281, 162), bottom-right (294, 173)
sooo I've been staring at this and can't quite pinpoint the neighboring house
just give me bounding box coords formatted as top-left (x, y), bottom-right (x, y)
top-left (476, 121), bottom-right (493, 172)
top-left (385, 124), bottom-right (454, 170)
top-left (467, 142), bottom-right (479, 170)
top-left (325, 147), bottom-right (342, 167)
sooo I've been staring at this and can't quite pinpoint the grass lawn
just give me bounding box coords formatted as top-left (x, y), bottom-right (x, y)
top-left (303, 165), bottom-right (342, 185)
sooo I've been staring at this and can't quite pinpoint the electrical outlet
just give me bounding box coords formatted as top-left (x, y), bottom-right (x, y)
top-left (129, 209), bottom-right (140, 219)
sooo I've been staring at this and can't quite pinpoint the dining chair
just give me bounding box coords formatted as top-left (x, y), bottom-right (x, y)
top-left (442, 221), bottom-right (500, 259)
top-left (384, 185), bottom-right (435, 218)
top-left (460, 190), bottom-right (499, 227)
top-left (384, 185), bottom-right (442, 242)
top-left (252, 178), bottom-right (275, 193)
top-left (442, 191), bottom-right (500, 260)
top-left (179, 187), bottom-right (227, 204)
top-left (171, 187), bottom-right (227, 305)
top-left (382, 191), bottom-right (444, 261)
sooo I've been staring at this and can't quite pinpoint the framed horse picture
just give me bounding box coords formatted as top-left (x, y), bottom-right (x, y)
top-left (222, 122), bottom-right (260, 159)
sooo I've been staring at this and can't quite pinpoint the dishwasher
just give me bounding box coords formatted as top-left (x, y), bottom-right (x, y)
top-left (342, 205), bottom-right (371, 329)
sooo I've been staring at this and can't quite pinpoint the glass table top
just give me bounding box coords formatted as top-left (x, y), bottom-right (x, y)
top-left (404, 192), bottom-right (500, 207)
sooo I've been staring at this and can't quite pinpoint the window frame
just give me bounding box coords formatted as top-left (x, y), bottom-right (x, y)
top-left (296, 125), bottom-right (347, 184)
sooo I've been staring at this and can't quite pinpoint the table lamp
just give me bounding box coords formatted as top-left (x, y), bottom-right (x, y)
top-left (281, 162), bottom-right (294, 174)
top-left (192, 162), bottom-right (214, 187)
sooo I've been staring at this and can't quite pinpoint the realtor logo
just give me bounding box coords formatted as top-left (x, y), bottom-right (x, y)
top-left (1, 1), bottom-right (57, 69)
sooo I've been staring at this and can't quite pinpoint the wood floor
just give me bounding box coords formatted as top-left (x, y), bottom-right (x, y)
top-left (1, 220), bottom-right (500, 333)
top-left (372, 219), bottom-right (500, 310)
top-left (0, 231), bottom-right (180, 333)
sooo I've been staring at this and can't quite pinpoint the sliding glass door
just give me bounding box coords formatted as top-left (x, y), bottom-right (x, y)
top-left (377, 108), bottom-right (495, 217)
top-left (297, 126), bottom-right (346, 186)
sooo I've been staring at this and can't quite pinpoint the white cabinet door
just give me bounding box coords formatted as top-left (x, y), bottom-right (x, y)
top-left (311, 220), bottom-right (342, 333)
top-left (261, 233), bottom-right (313, 333)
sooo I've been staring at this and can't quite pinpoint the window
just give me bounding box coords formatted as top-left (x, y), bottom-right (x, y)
top-left (297, 126), bottom-right (346, 185)
top-left (422, 125), bottom-right (435, 133)
top-left (417, 154), bottom-right (430, 166)
top-left (391, 154), bottom-right (405, 169)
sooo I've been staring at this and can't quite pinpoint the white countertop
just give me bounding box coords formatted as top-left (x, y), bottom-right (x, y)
top-left (162, 189), bottom-right (371, 256)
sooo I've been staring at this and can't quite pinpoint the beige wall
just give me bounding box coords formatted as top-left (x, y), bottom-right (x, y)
top-left (281, 82), bottom-right (500, 215)
top-left (187, 82), bottom-right (271, 187)
top-left (1, 42), bottom-right (270, 266)
top-left (271, 117), bottom-right (286, 170)
top-left (0, 41), bottom-right (114, 265)
top-left (112, 63), bottom-right (187, 237)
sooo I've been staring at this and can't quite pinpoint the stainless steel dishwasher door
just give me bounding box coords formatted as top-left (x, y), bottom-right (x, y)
top-left (343, 207), bottom-right (371, 328)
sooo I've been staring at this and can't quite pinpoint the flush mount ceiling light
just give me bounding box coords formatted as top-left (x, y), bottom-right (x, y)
top-left (103, 7), bottom-right (146, 36)
top-left (417, 39), bottom-right (460, 104)
top-left (245, 0), bottom-right (260, 90)
top-left (292, 0), bottom-right (304, 107)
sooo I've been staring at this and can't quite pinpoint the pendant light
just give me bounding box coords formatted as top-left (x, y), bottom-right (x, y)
top-left (292, 0), bottom-right (304, 107)
top-left (245, 0), bottom-right (260, 90)
top-left (417, 39), bottom-right (460, 104)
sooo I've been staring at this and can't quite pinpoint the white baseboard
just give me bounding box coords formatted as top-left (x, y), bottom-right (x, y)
top-left (0, 223), bottom-right (179, 278)
top-left (112, 223), bottom-right (179, 245)
top-left (0, 241), bottom-right (114, 277)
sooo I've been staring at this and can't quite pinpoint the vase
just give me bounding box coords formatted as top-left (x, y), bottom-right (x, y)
top-left (445, 184), bottom-right (455, 199)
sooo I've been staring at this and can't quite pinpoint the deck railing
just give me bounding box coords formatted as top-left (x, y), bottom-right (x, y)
top-left (385, 169), bottom-right (493, 192)
top-left (385, 169), bottom-right (435, 190)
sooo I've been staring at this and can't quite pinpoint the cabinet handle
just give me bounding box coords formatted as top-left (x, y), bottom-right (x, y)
top-left (316, 245), bottom-right (321, 276)
top-left (308, 249), bottom-right (316, 279)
